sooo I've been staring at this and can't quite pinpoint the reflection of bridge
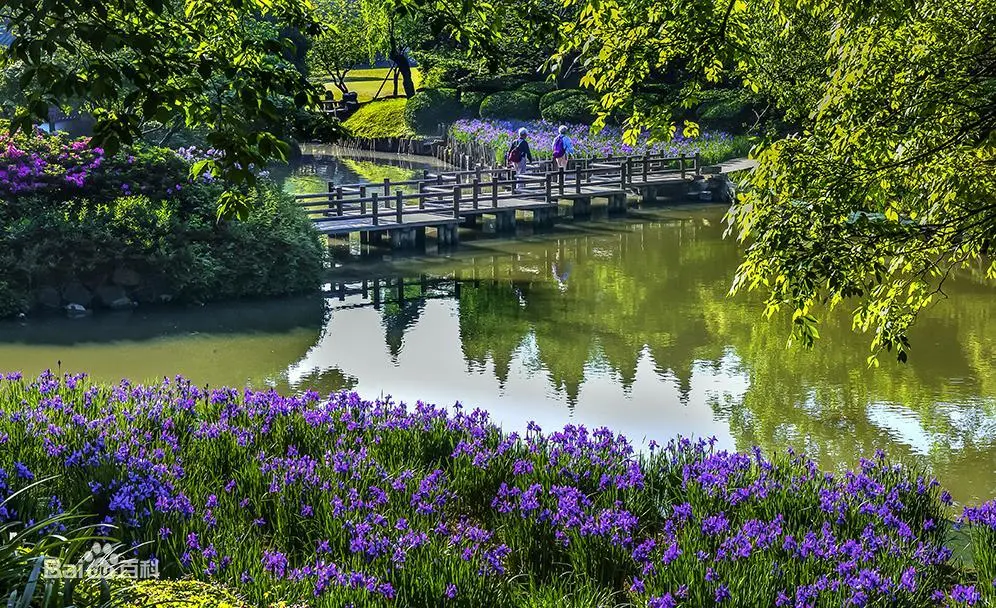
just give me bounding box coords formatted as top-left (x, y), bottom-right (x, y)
top-left (297, 153), bottom-right (754, 249)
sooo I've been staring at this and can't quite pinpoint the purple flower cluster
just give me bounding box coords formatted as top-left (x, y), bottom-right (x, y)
top-left (450, 119), bottom-right (742, 164)
top-left (0, 133), bottom-right (104, 193)
top-left (0, 370), bottom-right (989, 607)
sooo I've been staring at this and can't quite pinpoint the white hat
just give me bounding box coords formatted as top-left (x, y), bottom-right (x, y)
top-left (558, 125), bottom-right (568, 134)
top-left (518, 127), bottom-right (527, 136)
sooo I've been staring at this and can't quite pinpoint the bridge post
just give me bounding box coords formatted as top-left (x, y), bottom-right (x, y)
top-left (680, 154), bottom-right (686, 180)
top-left (575, 166), bottom-right (582, 194)
top-left (643, 153), bottom-right (649, 182)
top-left (558, 168), bottom-right (565, 196)
top-left (371, 193), bottom-right (379, 226)
top-left (491, 174), bottom-right (499, 208)
top-left (360, 185), bottom-right (367, 216)
top-left (383, 178), bottom-right (390, 197)
top-left (335, 187), bottom-right (343, 216)
top-left (620, 162), bottom-right (627, 190)
top-left (694, 152), bottom-right (702, 175)
top-left (418, 182), bottom-right (425, 209)
top-left (453, 186), bottom-right (462, 218)
top-left (395, 190), bottom-right (403, 224)
top-left (473, 178), bottom-right (481, 210)
top-left (545, 173), bottom-right (553, 202)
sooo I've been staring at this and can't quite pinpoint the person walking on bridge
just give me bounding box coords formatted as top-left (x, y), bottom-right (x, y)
top-left (506, 127), bottom-right (533, 193)
top-left (552, 125), bottom-right (575, 170)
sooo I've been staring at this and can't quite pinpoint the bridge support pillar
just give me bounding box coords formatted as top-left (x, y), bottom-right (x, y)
top-left (437, 224), bottom-right (459, 246)
top-left (493, 210), bottom-right (516, 232)
top-left (461, 214), bottom-right (480, 229)
top-left (532, 208), bottom-right (555, 228)
top-left (572, 197), bottom-right (592, 217)
top-left (607, 193), bottom-right (628, 214)
top-left (389, 227), bottom-right (419, 249)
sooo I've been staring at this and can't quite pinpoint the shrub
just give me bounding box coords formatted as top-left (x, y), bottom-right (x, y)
top-left (464, 73), bottom-right (531, 93)
top-left (344, 98), bottom-right (413, 139)
top-left (0, 127), bottom-right (326, 316)
top-left (541, 95), bottom-right (596, 125)
top-left (539, 89), bottom-right (590, 112)
top-left (459, 91), bottom-right (487, 118)
top-left (114, 580), bottom-right (249, 608)
top-left (479, 91), bottom-right (541, 120)
top-left (519, 81), bottom-right (557, 96)
top-left (417, 55), bottom-right (477, 89)
top-left (696, 89), bottom-right (759, 133)
top-left (402, 89), bottom-right (461, 134)
top-left (293, 110), bottom-right (346, 143)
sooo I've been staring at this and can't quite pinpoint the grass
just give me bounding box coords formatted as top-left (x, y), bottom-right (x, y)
top-left (342, 98), bottom-right (413, 139)
top-left (322, 68), bottom-right (423, 103)
top-left (1, 371), bottom-right (994, 607)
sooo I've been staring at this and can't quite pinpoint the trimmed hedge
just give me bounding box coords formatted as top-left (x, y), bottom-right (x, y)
top-left (479, 91), bottom-right (541, 120)
top-left (459, 91), bottom-right (487, 118)
top-left (464, 73), bottom-right (532, 93)
top-left (403, 88), bottom-right (461, 134)
top-left (539, 88), bottom-right (590, 112)
top-left (113, 580), bottom-right (248, 608)
top-left (343, 98), bottom-right (413, 138)
top-left (541, 94), bottom-right (596, 125)
top-left (519, 81), bottom-right (557, 96)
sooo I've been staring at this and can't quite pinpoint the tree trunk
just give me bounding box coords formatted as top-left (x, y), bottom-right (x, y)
top-left (389, 47), bottom-right (416, 98)
top-left (393, 68), bottom-right (399, 97)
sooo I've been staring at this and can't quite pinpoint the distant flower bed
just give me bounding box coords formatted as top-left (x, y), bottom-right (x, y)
top-left (449, 119), bottom-right (751, 166)
top-left (1, 371), bottom-right (995, 607)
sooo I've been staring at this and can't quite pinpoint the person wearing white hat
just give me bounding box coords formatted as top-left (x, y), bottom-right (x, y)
top-left (552, 125), bottom-right (575, 169)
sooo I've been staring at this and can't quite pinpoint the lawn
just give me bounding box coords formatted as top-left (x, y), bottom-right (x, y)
top-left (342, 98), bottom-right (413, 139)
top-left (322, 68), bottom-right (423, 103)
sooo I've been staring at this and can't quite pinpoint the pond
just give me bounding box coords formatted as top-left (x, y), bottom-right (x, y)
top-left (1, 204), bottom-right (994, 503)
top-left (273, 145), bottom-right (449, 196)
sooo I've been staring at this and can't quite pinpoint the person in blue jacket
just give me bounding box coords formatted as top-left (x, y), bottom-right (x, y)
top-left (552, 125), bottom-right (575, 169)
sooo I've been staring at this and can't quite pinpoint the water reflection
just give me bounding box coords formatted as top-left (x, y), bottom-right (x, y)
top-left (274, 147), bottom-right (448, 195)
top-left (1, 206), bottom-right (994, 501)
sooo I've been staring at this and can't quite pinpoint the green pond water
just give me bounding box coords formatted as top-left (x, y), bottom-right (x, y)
top-left (2, 202), bottom-right (995, 503)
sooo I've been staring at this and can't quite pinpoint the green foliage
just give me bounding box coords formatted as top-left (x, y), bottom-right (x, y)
top-left (539, 89), bottom-right (588, 112)
top-left (1, 483), bottom-right (115, 608)
top-left (465, 74), bottom-right (532, 94)
top-left (308, 0), bottom-right (369, 94)
top-left (417, 53), bottom-right (479, 89)
top-left (519, 81), bottom-right (557, 96)
top-left (1, 0), bottom-right (322, 219)
top-left (479, 91), bottom-right (541, 120)
top-left (695, 89), bottom-right (762, 133)
top-left (293, 111), bottom-right (347, 144)
top-left (548, 0), bottom-right (996, 360)
top-left (113, 579), bottom-right (248, 608)
top-left (343, 99), bottom-right (414, 139)
top-left (459, 92), bottom-right (487, 118)
top-left (0, 133), bottom-right (324, 315)
top-left (402, 89), bottom-right (461, 134)
top-left (540, 95), bottom-right (595, 125)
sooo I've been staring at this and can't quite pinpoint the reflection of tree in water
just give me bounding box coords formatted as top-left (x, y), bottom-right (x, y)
top-left (287, 366), bottom-right (359, 394)
top-left (447, 210), bottom-right (996, 498)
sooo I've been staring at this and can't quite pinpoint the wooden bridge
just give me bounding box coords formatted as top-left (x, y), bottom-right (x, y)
top-left (295, 153), bottom-right (751, 249)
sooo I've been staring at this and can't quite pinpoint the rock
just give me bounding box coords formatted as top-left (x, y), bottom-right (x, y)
top-left (65, 303), bottom-right (89, 316)
top-left (95, 285), bottom-right (130, 308)
top-left (112, 267), bottom-right (142, 287)
top-left (61, 282), bottom-right (93, 307)
top-left (109, 297), bottom-right (136, 310)
top-left (35, 286), bottom-right (61, 310)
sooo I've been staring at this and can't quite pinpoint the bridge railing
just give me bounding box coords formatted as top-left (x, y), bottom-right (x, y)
top-left (294, 151), bottom-right (703, 223)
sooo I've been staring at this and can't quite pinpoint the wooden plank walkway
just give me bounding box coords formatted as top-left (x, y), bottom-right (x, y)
top-left (295, 152), bottom-right (754, 247)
